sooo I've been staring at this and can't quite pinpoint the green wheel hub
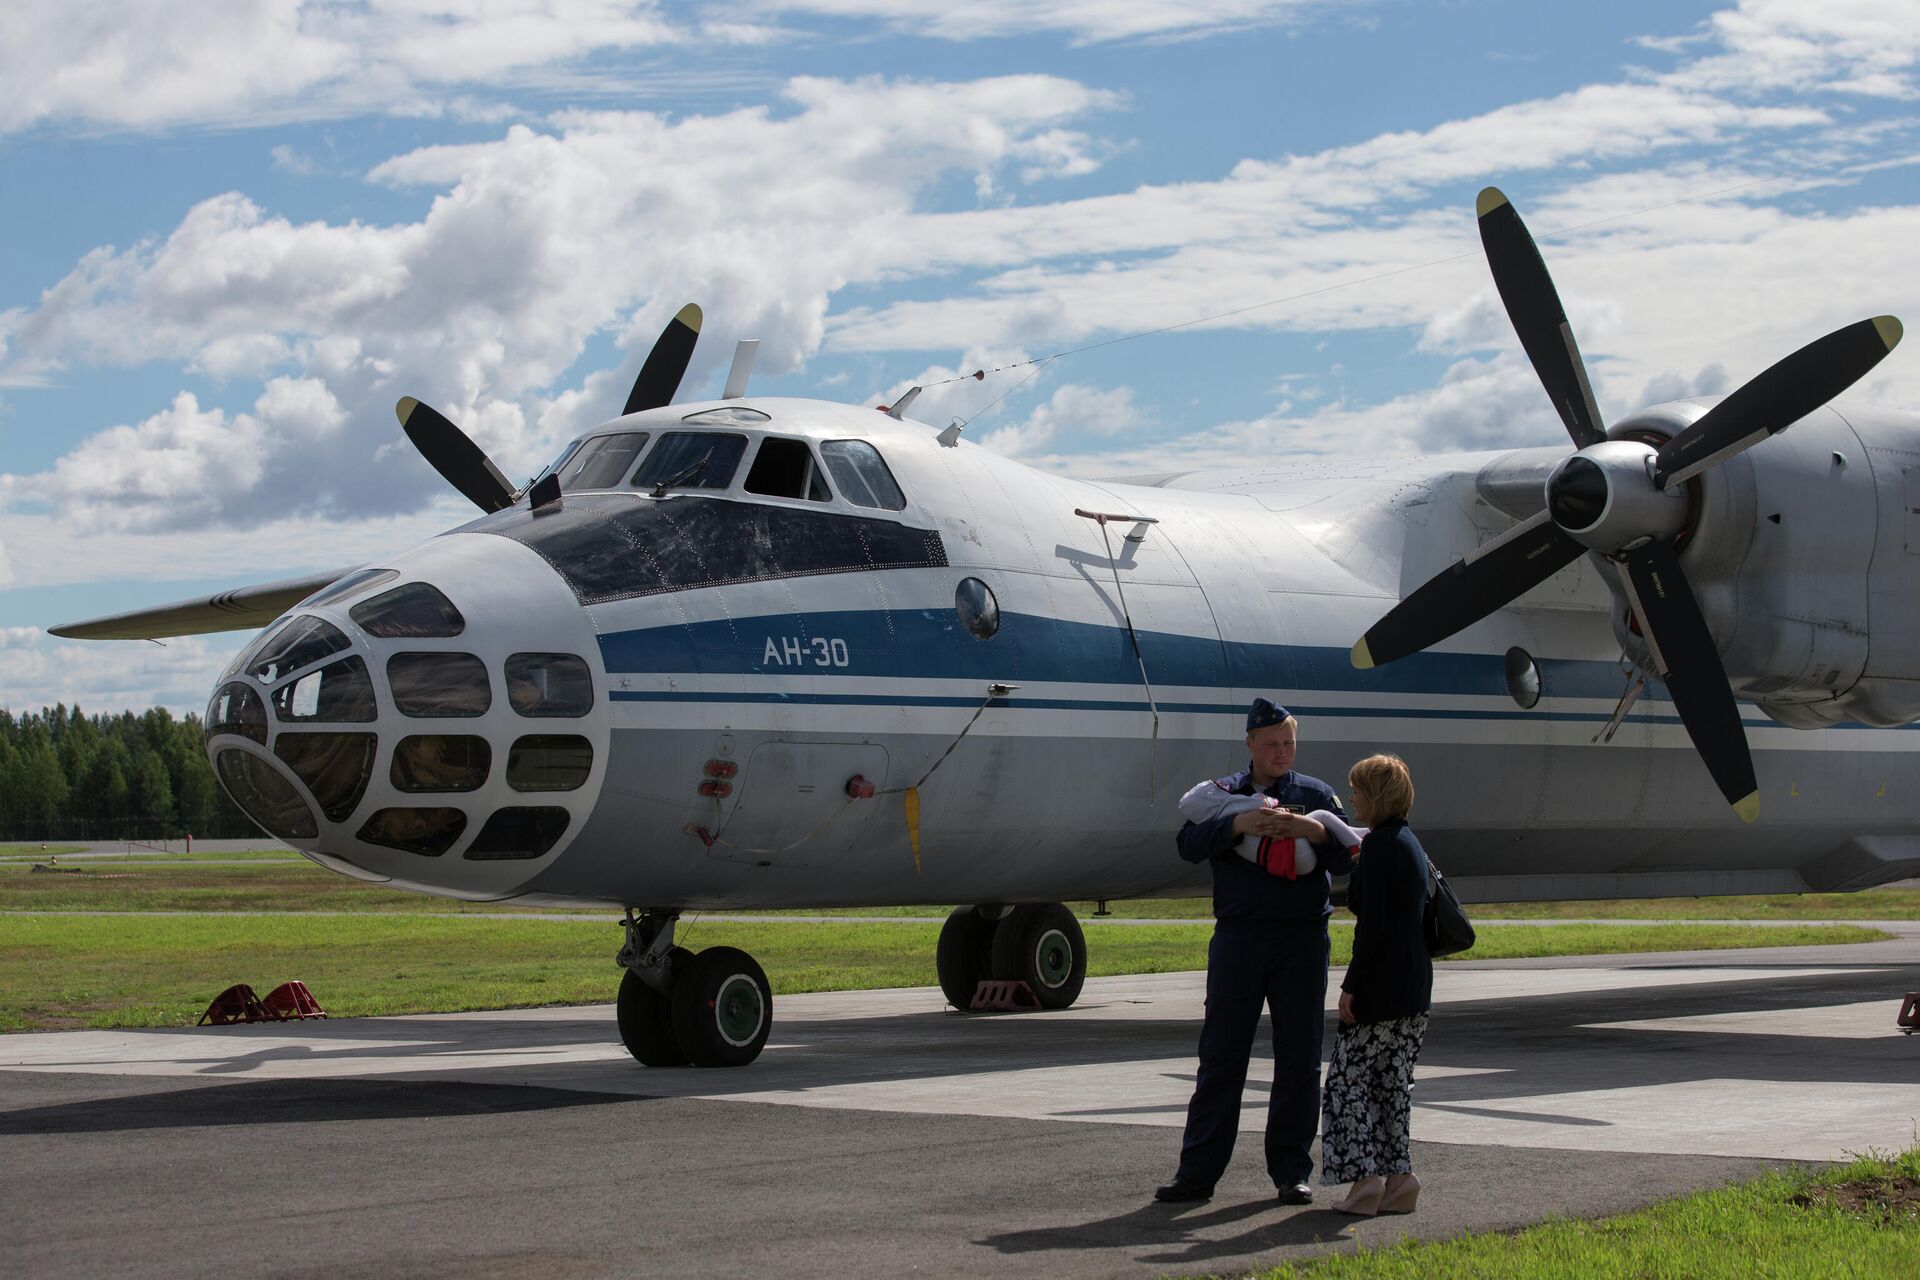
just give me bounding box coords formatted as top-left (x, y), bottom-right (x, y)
top-left (713, 973), bottom-right (765, 1046)
top-left (1033, 928), bottom-right (1074, 989)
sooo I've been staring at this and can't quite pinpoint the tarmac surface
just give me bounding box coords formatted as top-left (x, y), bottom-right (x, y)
top-left (4, 927), bottom-right (1917, 1279)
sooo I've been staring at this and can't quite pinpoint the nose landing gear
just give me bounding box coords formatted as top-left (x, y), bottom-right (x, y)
top-left (937, 902), bottom-right (1088, 1011)
top-left (616, 910), bottom-right (772, 1068)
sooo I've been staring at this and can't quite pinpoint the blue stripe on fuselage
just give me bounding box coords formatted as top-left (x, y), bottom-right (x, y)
top-left (595, 607), bottom-right (1629, 701)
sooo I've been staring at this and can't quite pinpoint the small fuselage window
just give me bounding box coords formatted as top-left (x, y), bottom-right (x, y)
top-left (464, 807), bottom-right (571, 860)
top-left (207, 681), bottom-right (269, 746)
top-left (558, 431), bottom-right (650, 491)
top-left (250, 615), bottom-right (351, 683)
top-left (387, 652), bottom-right (492, 718)
top-left (272, 656), bottom-right (377, 723)
top-left (820, 440), bottom-right (907, 511)
top-left (391, 734), bottom-right (492, 792)
top-left (506, 735), bottom-right (594, 791)
top-left (351, 583), bottom-right (465, 639)
top-left (744, 437), bottom-right (832, 502)
top-left (631, 431), bottom-right (748, 493)
top-left (358, 806), bottom-right (467, 857)
top-left (505, 653), bottom-right (594, 717)
top-left (274, 732), bottom-right (377, 822)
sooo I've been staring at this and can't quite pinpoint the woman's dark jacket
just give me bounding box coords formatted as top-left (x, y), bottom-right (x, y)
top-left (1341, 818), bottom-right (1433, 1023)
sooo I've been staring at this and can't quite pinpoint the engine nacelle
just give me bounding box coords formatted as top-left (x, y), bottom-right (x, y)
top-left (1607, 400), bottom-right (1920, 728)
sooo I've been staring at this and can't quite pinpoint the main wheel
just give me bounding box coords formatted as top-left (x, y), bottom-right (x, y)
top-left (616, 947), bottom-right (691, 1067)
top-left (989, 903), bottom-right (1087, 1010)
top-left (671, 945), bottom-right (773, 1068)
top-left (936, 906), bottom-right (998, 1010)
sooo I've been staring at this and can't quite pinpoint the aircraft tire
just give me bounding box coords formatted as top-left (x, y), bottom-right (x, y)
top-left (617, 953), bottom-right (691, 1067)
top-left (936, 906), bottom-right (998, 1010)
top-left (671, 945), bottom-right (773, 1068)
top-left (989, 903), bottom-right (1087, 1010)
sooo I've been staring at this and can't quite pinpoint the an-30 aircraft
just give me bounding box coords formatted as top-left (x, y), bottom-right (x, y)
top-left (52, 190), bottom-right (1920, 1068)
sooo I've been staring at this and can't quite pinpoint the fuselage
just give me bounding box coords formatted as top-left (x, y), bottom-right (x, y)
top-left (201, 396), bottom-right (1920, 909)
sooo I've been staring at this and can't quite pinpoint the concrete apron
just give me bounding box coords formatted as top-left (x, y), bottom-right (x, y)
top-left (5, 937), bottom-right (1917, 1164)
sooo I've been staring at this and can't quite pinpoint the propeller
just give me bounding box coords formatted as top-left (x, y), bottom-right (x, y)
top-left (623, 302), bottom-right (703, 416)
top-left (399, 301), bottom-right (705, 514)
top-left (1352, 186), bottom-right (1903, 820)
top-left (396, 396), bottom-right (517, 514)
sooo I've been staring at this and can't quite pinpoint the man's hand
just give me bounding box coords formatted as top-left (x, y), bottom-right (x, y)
top-left (1268, 812), bottom-right (1326, 842)
top-left (1232, 808), bottom-right (1290, 838)
top-left (1338, 990), bottom-right (1357, 1025)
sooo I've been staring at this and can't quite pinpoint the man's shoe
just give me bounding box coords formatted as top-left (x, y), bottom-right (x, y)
top-left (1277, 1181), bottom-right (1314, 1205)
top-left (1154, 1179), bottom-right (1214, 1203)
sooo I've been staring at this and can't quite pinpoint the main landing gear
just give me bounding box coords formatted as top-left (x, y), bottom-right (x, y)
top-left (616, 910), bottom-right (772, 1068)
top-left (936, 903), bottom-right (1088, 1011)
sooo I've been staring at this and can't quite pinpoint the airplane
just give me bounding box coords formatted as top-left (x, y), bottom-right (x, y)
top-left (49, 188), bottom-right (1920, 1068)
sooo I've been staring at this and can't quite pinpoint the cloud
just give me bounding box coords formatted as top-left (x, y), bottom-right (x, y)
top-left (0, 0), bottom-right (686, 136)
top-left (976, 383), bottom-right (1147, 458)
top-left (754, 0), bottom-right (1328, 45)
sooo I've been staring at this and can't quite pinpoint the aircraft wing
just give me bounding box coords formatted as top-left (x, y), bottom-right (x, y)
top-left (47, 566), bottom-right (360, 640)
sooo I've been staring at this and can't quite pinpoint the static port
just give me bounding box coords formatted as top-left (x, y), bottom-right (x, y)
top-left (704, 759), bottom-right (739, 779)
top-left (698, 780), bottom-right (733, 798)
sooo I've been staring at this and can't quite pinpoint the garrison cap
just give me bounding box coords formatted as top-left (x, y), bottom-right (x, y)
top-left (1246, 697), bottom-right (1291, 732)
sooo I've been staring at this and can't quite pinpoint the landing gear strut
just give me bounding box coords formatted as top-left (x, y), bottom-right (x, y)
top-left (936, 902), bottom-right (1088, 1011)
top-left (616, 910), bottom-right (773, 1068)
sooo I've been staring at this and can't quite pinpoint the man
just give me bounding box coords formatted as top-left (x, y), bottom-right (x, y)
top-left (1156, 698), bottom-right (1353, 1205)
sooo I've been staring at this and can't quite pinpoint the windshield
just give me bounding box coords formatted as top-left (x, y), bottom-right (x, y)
top-left (631, 432), bottom-right (747, 493)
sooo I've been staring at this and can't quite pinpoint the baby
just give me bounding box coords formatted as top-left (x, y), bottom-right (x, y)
top-left (1178, 776), bottom-right (1366, 879)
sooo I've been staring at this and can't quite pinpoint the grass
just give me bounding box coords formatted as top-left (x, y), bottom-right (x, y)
top-left (1252, 1146), bottom-right (1920, 1280)
top-left (0, 912), bottom-right (1889, 1032)
top-left (5, 860), bottom-right (1916, 922)
top-left (1466, 886), bottom-right (1920, 922)
top-left (0, 844), bottom-right (87, 857)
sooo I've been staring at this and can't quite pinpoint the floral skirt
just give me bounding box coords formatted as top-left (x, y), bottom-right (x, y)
top-left (1319, 1012), bottom-right (1429, 1184)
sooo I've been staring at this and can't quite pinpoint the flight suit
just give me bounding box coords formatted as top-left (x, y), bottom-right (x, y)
top-left (1172, 767), bottom-right (1352, 1190)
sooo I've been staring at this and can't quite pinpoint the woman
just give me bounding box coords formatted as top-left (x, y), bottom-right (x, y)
top-left (1321, 753), bottom-right (1433, 1216)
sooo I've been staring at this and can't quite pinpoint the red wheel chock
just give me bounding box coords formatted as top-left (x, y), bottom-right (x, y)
top-left (969, 979), bottom-right (1042, 1012)
top-left (1899, 992), bottom-right (1919, 1035)
top-left (262, 981), bottom-right (328, 1020)
top-left (198, 984), bottom-right (270, 1025)
top-left (197, 981), bottom-right (328, 1025)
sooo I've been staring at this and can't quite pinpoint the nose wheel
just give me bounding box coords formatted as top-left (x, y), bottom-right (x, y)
top-left (616, 911), bottom-right (773, 1068)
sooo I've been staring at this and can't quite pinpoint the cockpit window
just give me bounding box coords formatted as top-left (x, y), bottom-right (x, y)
top-left (744, 437), bottom-right (832, 502)
top-left (206, 682), bottom-right (268, 746)
top-left (216, 748), bottom-right (318, 840)
top-left (274, 732), bottom-right (377, 822)
top-left (299, 568), bottom-right (398, 610)
top-left (387, 652), bottom-right (492, 718)
top-left (358, 807), bottom-right (467, 857)
top-left (249, 615), bottom-right (351, 683)
top-left (820, 441), bottom-right (907, 511)
top-left (464, 806), bottom-right (571, 860)
top-left (351, 582), bottom-right (464, 638)
top-left (391, 734), bottom-right (491, 792)
top-left (505, 653), bottom-right (594, 717)
top-left (558, 432), bottom-right (650, 491)
top-left (631, 432), bottom-right (747, 493)
top-left (272, 656), bottom-right (376, 723)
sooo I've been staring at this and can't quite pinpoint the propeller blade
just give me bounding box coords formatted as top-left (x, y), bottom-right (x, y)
top-left (395, 396), bottom-right (517, 514)
top-left (1353, 511), bottom-right (1585, 669)
top-left (623, 302), bottom-right (703, 416)
top-left (1652, 316), bottom-right (1902, 490)
top-left (1618, 540), bottom-right (1758, 821)
top-left (1477, 187), bottom-right (1608, 450)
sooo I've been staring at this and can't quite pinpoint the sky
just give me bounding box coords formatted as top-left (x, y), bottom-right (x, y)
top-left (2, 0), bottom-right (1918, 717)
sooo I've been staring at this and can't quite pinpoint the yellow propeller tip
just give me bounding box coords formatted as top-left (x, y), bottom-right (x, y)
top-left (1350, 638), bottom-right (1375, 670)
top-left (1476, 187), bottom-right (1509, 218)
top-left (674, 302), bottom-right (703, 333)
top-left (1733, 792), bottom-right (1760, 824)
top-left (395, 396), bottom-right (419, 424)
top-left (1873, 315), bottom-right (1902, 350)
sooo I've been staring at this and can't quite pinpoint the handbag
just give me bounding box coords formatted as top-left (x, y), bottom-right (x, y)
top-left (1424, 859), bottom-right (1476, 957)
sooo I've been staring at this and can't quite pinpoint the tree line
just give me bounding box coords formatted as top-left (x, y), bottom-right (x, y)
top-left (0, 705), bottom-right (254, 842)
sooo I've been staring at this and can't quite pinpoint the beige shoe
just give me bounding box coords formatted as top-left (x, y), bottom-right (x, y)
top-left (1331, 1176), bottom-right (1386, 1216)
top-left (1379, 1172), bottom-right (1421, 1213)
